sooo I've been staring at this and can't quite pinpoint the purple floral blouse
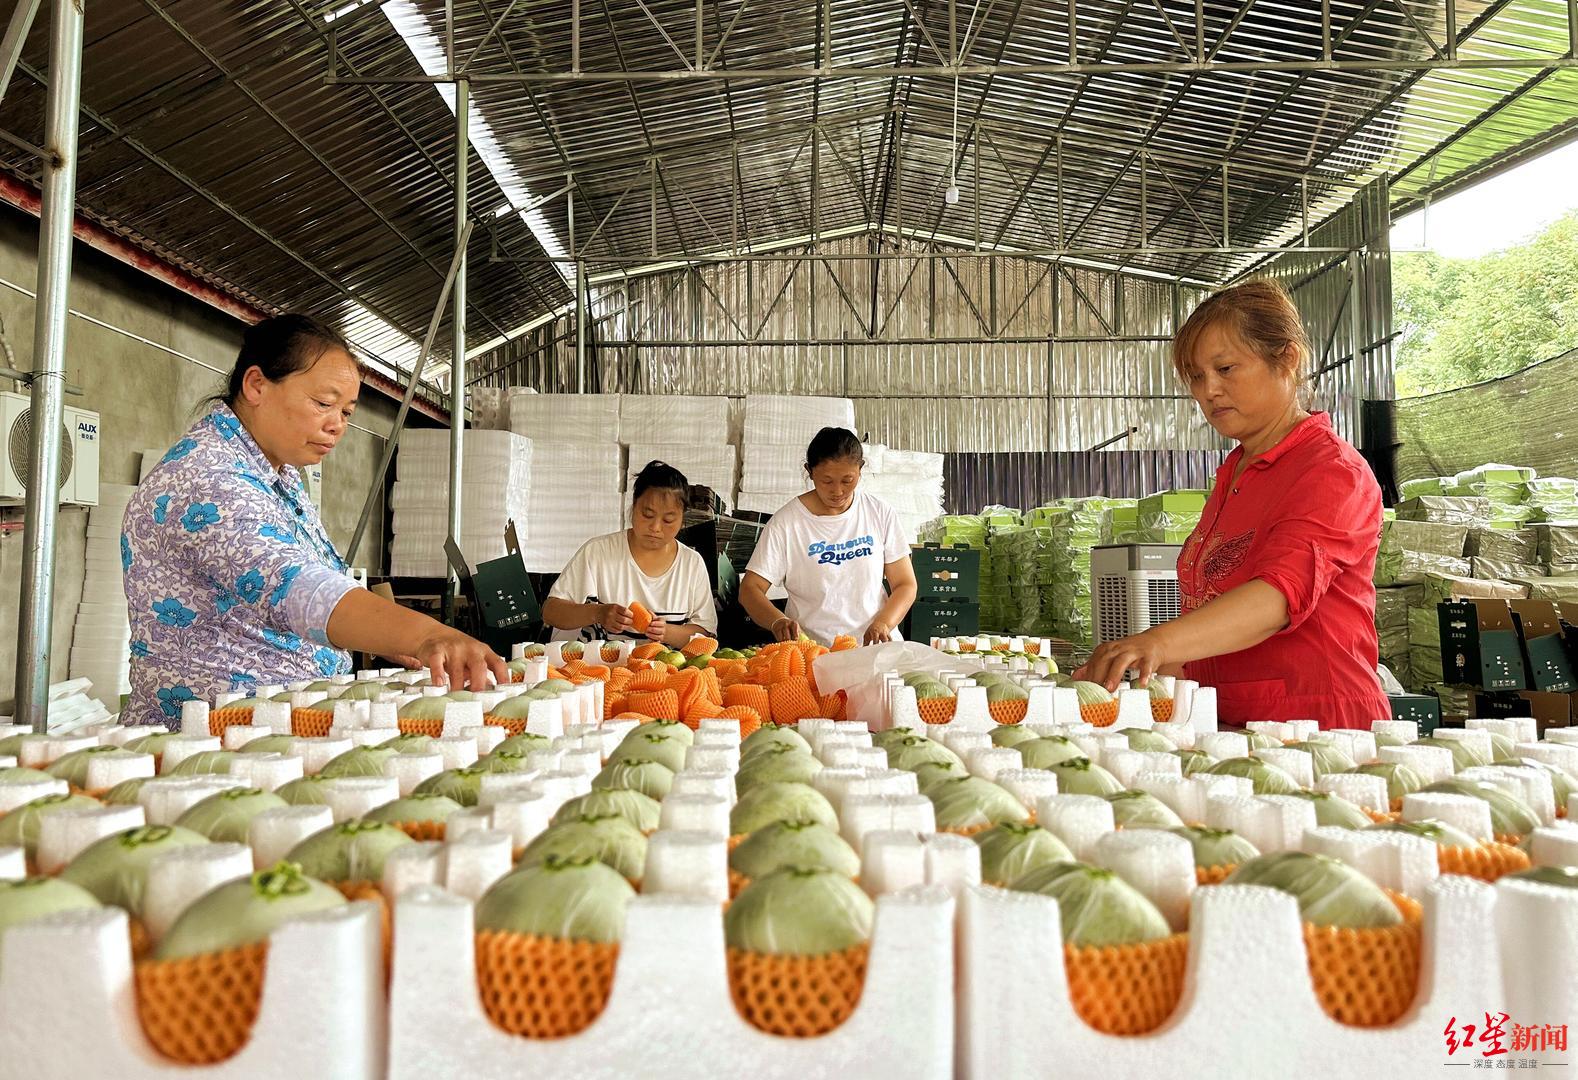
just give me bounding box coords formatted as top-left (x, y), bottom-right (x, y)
top-left (120, 403), bottom-right (357, 725)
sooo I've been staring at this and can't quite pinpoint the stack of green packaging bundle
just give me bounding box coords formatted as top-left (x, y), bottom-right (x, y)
top-left (1135, 490), bottom-right (1208, 544)
top-left (989, 524), bottom-right (1043, 635)
top-left (1025, 505), bottom-right (1067, 636)
top-left (1098, 502), bottom-right (1139, 545)
top-left (1373, 518), bottom-right (1470, 585)
top-left (1433, 684), bottom-right (1474, 721)
top-left (917, 514), bottom-right (988, 549)
top-left (1534, 522), bottom-right (1578, 577)
top-left (1374, 583), bottom-right (1421, 688)
top-left (1526, 477), bottom-right (1578, 522)
top-left (1394, 495), bottom-right (1491, 528)
top-left (1407, 606), bottom-right (1443, 688)
top-left (1399, 476), bottom-right (1448, 500)
top-left (979, 506), bottom-right (1023, 631)
top-left (1044, 497), bottom-right (1128, 645)
top-left (1447, 464), bottom-right (1536, 529)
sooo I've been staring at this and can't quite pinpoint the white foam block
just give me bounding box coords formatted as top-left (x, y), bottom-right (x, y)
top-left (383, 842), bottom-right (446, 898)
top-left (443, 829), bottom-right (514, 902)
top-left (142, 842), bottom-right (254, 941)
top-left (323, 777), bottom-right (401, 822)
top-left (659, 795), bottom-right (731, 837)
top-left (1198, 731), bottom-right (1248, 760)
top-left (139, 777), bottom-right (243, 825)
top-left (26, 734), bottom-right (97, 767)
top-left (643, 830), bottom-right (728, 902)
top-left (861, 830), bottom-right (928, 895)
top-left (249, 805), bottom-right (335, 869)
top-left (179, 700), bottom-right (211, 736)
top-left (1094, 828), bottom-right (1196, 931)
top-left (1302, 826), bottom-right (1439, 897)
top-left (995, 768), bottom-right (1059, 810)
top-left (965, 747), bottom-right (1021, 783)
top-left (84, 750), bottom-right (155, 790)
top-left (36, 805), bottom-right (146, 874)
top-left (292, 737), bottom-right (356, 775)
top-left (1204, 794), bottom-right (1318, 854)
top-left (489, 794), bottom-right (554, 848)
top-left (386, 752), bottom-right (445, 797)
top-left (921, 831), bottom-right (981, 897)
top-left (1036, 794), bottom-right (1115, 860)
top-left (253, 701), bottom-right (292, 733)
top-left (1528, 823), bottom-right (1578, 869)
top-left (0, 778), bottom-right (66, 813)
top-left (1496, 875), bottom-right (1578, 1029)
top-left (1381, 744), bottom-right (1455, 785)
top-left (1254, 747), bottom-right (1315, 788)
top-left (671, 770), bottom-right (735, 804)
top-left (1403, 791), bottom-right (1494, 842)
top-left (0, 846), bottom-right (25, 880)
top-left (231, 753), bottom-right (304, 793)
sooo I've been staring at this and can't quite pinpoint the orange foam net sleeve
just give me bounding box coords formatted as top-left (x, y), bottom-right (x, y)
top-left (1080, 700), bottom-right (1120, 728)
top-left (135, 941), bottom-right (268, 1065)
top-left (1064, 933), bottom-right (1190, 1036)
top-left (768, 677), bottom-right (821, 725)
top-left (1302, 891), bottom-right (1422, 1028)
top-left (727, 944), bottom-right (870, 1038)
top-left (485, 714), bottom-right (527, 737)
top-left (988, 700), bottom-right (1028, 726)
top-left (628, 602), bottom-right (654, 633)
top-left (724, 684), bottom-right (772, 724)
top-left (291, 708), bottom-right (335, 739)
top-left (916, 694), bottom-right (957, 725)
top-left (475, 931), bottom-right (619, 1038)
top-left (681, 637), bottom-right (719, 658)
top-left (398, 717), bottom-right (445, 739)
top-left (719, 705), bottom-right (763, 739)
top-left (1438, 842), bottom-right (1531, 882)
top-left (205, 709), bottom-right (256, 740)
top-left (1194, 864), bottom-right (1238, 885)
top-left (627, 667), bottom-right (670, 692)
top-left (626, 689), bottom-right (680, 721)
top-left (1150, 699), bottom-right (1175, 723)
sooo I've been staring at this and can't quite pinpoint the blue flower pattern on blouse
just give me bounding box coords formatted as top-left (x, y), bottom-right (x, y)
top-left (120, 403), bottom-right (356, 726)
top-left (152, 597), bottom-right (197, 628)
top-left (235, 569), bottom-right (265, 604)
top-left (181, 502), bottom-right (221, 532)
top-left (155, 684), bottom-right (196, 718)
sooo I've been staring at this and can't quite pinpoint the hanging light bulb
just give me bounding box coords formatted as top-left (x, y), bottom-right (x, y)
top-left (944, 73), bottom-right (960, 206)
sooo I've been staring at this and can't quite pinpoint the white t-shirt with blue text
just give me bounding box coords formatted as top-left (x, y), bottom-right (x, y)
top-left (746, 489), bottom-right (909, 645)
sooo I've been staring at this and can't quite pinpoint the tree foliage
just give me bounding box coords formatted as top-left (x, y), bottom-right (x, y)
top-left (1393, 210), bottom-right (1578, 397)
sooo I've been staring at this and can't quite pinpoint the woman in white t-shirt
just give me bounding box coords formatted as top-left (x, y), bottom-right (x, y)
top-left (542, 462), bottom-right (718, 644)
top-left (740, 428), bottom-right (918, 646)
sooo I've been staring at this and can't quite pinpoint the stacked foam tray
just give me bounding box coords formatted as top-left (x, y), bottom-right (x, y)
top-left (390, 430), bottom-right (532, 578)
top-left (70, 482), bottom-right (138, 708)
top-left (624, 442), bottom-right (737, 514)
top-left (469, 387), bottom-right (509, 431)
top-left (621, 395), bottom-right (738, 513)
top-left (861, 444), bottom-right (946, 541)
top-left (737, 395), bottom-right (856, 514)
top-left (502, 393), bottom-right (627, 572)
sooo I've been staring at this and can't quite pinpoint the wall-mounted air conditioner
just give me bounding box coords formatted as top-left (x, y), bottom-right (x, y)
top-left (1, 389), bottom-right (100, 506)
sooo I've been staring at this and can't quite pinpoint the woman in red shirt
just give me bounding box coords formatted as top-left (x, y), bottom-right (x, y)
top-left (1076, 280), bottom-right (1388, 729)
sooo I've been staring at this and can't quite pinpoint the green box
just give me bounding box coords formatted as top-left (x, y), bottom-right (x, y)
top-left (1511, 600), bottom-right (1577, 693)
top-left (905, 599), bottom-right (981, 641)
top-left (1439, 600), bottom-right (1528, 691)
top-left (1388, 693), bottom-right (1442, 734)
top-left (910, 543), bottom-right (981, 602)
top-left (1138, 490), bottom-right (1209, 516)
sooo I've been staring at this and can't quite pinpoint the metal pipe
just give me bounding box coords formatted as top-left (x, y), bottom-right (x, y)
top-left (15, 0), bottom-right (84, 733)
top-left (447, 78), bottom-right (469, 616)
top-left (598, 334), bottom-right (1173, 346)
top-left (325, 55), bottom-right (1578, 84)
top-left (347, 220), bottom-right (474, 565)
top-left (494, 244), bottom-right (1364, 267)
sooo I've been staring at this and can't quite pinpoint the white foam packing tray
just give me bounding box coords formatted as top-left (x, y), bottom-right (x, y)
top-left (387, 884), bottom-right (954, 1080)
top-left (959, 870), bottom-right (1578, 1077)
top-left (0, 902), bottom-right (385, 1079)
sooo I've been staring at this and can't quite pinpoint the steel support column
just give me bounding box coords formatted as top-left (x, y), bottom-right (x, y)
top-left (16, 0), bottom-right (84, 732)
top-left (446, 78), bottom-right (468, 618)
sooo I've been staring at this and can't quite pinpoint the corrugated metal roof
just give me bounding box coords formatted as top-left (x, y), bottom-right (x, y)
top-left (0, 0), bottom-right (1571, 383)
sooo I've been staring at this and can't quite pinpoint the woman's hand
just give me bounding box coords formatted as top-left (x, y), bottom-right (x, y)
top-left (643, 617), bottom-right (668, 643)
top-left (413, 626), bottom-right (510, 691)
top-left (1073, 630), bottom-right (1170, 693)
top-left (863, 620), bottom-right (893, 646)
top-left (597, 603), bottom-right (634, 635)
top-left (771, 616), bottom-right (801, 643)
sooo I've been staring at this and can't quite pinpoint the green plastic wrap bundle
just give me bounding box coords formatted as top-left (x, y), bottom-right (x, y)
top-left (1407, 607), bottom-right (1440, 650)
top-left (1526, 478), bottom-right (1578, 523)
top-left (1374, 586), bottom-right (1422, 630)
top-left (1535, 523), bottom-right (1578, 573)
top-left (1446, 465), bottom-right (1536, 529)
top-left (1099, 503), bottom-right (1139, 545)
top-left (918, 515), bottom-right (988, 549)
top-left (1465, 527), bottom-right (1538, 564)
top-left (1042, 497), bottom-right (1125, 645)
top-left (1432, 684), bottom-right (1473, 719)
top-left (991, 525), bottom-right (1043, 635)
top-left (1412, 643), bottom-right (1445, 686)
top-left (1470, 558), bottom-right (1545, 583)
top-left (1395, 496), bottom-right (1491, 528)
top-left (979, 507), bottom-right (1023, 632)
top-left (1399, 477), bottom-right (1447, 500)
top-left (1135, 490), bottom-right (1207, 544)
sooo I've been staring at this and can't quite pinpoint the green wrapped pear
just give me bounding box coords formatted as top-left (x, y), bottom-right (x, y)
top-left (175, 788), bottom-right (288, 843)
top-left (928, 776), bottom-right (1032, 831)
top-left (735, 746), bottom-right (823, 793)
top-left (285, 819), bottom-right (413, 882)
top-left (974, 822), bottom-right (1073, 886)
top-left (1105, 790), bottom-right (1184, 829)
top-left (476, 855), bottom-right (634, 942)
top-left (591, 759), bottom-right (675, 801)
top-left (1017, 736), bottom-right (1087, 771)
top-left (1170, 825), bottom-right (1259, 869)
top-left (551, 789), bottom-right (662, 832)
top-left (1046, 757), bottom-right (1124, 797)
top-left (155, 861), bottom-right (346, 960)
top-left (729, 820), bottom-right (859, 880)
top-left (518, 815), bottom-right (648, 880)
top-left (1208, 756), bottom-right (1299, 795)
top-left (0, 792), bottom-right (100, 856)
top-left (730, 782), bottom-right (838, 835)
top-left (1009, 862), bottom-right (1172, 946)
top-left (1226, 852), bottom-right (1402, 928)
top-left (60, 824), bottom-right (210, 914)
top-left (725, 867), bottom-right (873, 955)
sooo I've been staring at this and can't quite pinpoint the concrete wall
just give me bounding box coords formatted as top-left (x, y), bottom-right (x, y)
top-left (0, 202), bottom-right (398, 710)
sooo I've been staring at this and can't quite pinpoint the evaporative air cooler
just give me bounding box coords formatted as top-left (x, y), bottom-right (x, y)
top-left (1092, 544), bottom-right (1183, 645)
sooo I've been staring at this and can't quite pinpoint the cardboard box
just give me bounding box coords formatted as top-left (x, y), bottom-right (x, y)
top-left (1438, 599), bottom-right (1528, 690)
top-left (905, 600), bottom-right (980, 641)
top-left (1387, 693), bottom-right (1442, 734)
top-left (1473, 689), bottom-right (1577, 736)
top-left (910, 544), bottom-right (981, 603)
top-left (1511, 599), bottom-right (1577, 693)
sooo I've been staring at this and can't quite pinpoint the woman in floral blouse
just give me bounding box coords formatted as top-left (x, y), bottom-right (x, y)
top-left (121, 314), bottom-right (506, 725)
